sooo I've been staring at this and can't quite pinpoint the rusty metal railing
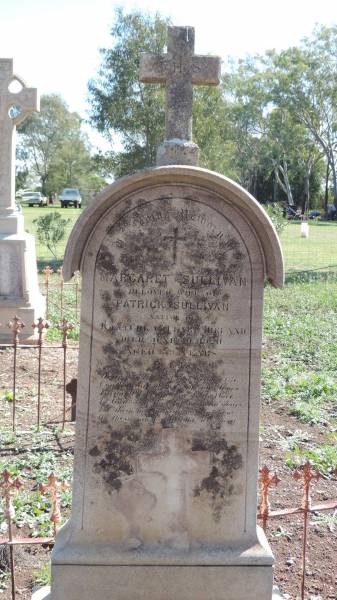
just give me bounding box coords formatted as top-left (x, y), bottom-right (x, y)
top-left (42, 266), bottom-right (81, 322)
top-left (0, 462), bottom-right (336, 599)
top-left (0, 469), bottom-right (69, 600)
top-left (1, 316), bottom-right (78, 431)
top-left (258, 462), bottom-right (337, 600)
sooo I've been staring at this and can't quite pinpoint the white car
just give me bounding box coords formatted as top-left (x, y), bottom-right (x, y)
top-left (19, 191), bottom-right (47, 207)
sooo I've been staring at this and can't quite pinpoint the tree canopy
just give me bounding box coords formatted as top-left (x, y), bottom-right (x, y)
top-left (88, 8), bottom-right (168, 176)
top-left (17, 94), bottom-right (106, 199)
top-left (87, 10), bottom-right (337, 212)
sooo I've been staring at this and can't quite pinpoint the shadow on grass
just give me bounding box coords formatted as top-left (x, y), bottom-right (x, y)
top-left (38, 258), bottom-right (63, 272)
top-left (285, 269), bottom-right (337, 284)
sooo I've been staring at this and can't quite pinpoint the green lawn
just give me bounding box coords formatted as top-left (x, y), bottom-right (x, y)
top-left (23, 206), bottom-right (337, 275)
top-left (23, 205), bottom-right (82, 268)
top-left (280, 221), bottom-right (337, 274)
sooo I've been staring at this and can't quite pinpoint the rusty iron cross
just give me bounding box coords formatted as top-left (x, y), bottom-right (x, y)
top-left (140, 27), bottom-right (220, 142)
top-left (42, 266), bottom-right (54, 281)
top-left (293, 461), bottom-right (320, 511)
top-left (0, 469), bottom-right (22, 523)
top-left (33, 317), bottom-right (49, 342)
top-left (58, 318), bottom-right (74, 346)
top-left (39, 473), bottom-right (70, 536)
top-left (7, 315), bottom-right (25, 344)
top-left (259, 466), bottom-right (280, 530)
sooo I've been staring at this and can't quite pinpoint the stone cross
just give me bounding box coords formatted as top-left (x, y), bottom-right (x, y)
top-left (164, 226), bottom-right (186, 264)
top-left (139, 26), bottom-right (220, 166)
top-left (138, 428), bottom-right (209, 534)
top-left (0, 59), bottom-right (39, 212)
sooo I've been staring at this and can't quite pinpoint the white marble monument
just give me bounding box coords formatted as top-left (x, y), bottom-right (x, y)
top-left (0, 58), bottom-right (45, 342)
top-left (35, 27), bottom-right (285, 600)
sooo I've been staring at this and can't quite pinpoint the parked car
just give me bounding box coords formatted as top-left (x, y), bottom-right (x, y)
top-left (308, 210), bottom-right (321, 219)
top-left (19, 191), bottom-right (47, 207)
top-left (59, 188), bottom-right (82, 208)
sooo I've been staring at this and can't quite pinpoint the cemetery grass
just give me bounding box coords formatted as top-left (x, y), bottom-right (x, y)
top-left (0, 272), bottom-right (337, 597)
top-left (23, 205), bottom-right (82, 268)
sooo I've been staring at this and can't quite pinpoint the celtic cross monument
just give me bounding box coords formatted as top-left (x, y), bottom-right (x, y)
top-left (0, 58), bottom-right (45, 342)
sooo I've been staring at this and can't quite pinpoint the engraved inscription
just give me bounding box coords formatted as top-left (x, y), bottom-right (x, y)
top-left (89, 196), bottom-right (251, 520)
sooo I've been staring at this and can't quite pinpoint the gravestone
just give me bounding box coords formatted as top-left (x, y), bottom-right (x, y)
top-left (0, 59), bottom-right (45, 343)
top-left (40, 26), bottom-right (284, 600)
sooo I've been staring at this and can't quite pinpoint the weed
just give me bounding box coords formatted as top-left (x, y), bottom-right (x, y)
top-left (273, 525), bottom-right (293, 541)
top-left (0, 430), bottom-right (16, 446)
top-left (289, 400), bottom-right (328, 425)
top-left (312, 510), bottom-right (337, 532)
top-left (278, 429), bottom-right (311, 451)
top-left (33, 561), bottom-right (51, 586)
top-left (0, 570), bottom-right (10, 593)
top-left (286, 442), bottom-right (337, 476)
top-left (2, 391), bottom-right (13, 403)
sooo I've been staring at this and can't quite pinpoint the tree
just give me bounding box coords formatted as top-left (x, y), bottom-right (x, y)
top-left (33, 212), bottom-right (70, 260)
top-left (88, 8), bottom-right (168, 176)
top-left (223, 52), bottom-right (325, 209)
top-left (17, 95), bottom-right (105, 197)
top-left (267, 26), bottom-right (337, 207)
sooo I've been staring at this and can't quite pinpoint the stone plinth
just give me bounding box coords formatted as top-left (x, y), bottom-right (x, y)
top-left (44, 166), bottom-right (283, 600)
top-left (0, 58), bottom-right (44, 343)
top-left (0, 225), bottom-right (45, 343)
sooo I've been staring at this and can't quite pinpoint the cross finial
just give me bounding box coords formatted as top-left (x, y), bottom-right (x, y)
top-left (42, 266), bottom-right (54, 281)
top-left (8, 315), bottom-right (25, 344)
top-left (139, 26), bottom-right (221, 166)
top-left (39, 473), bottom-right (70, 536)
top-left (259, 465), bottom-right (280, 530)
top-left (33, 317), bottom-right (49, 344)
top-left (58, 318), bottom-right (74, 347)
top-left (0, 469), bottom-right (22, 522)
top-left (293, 461), bottom-right (320, 511)
top-left (0, 59), bottom-right (39, 214)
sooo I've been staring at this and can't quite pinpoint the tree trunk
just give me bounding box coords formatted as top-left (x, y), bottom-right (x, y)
top-left (324, 161), bottom-right (330, 216)
top-left (272, 174), bottom-right (277, 203)
top-left (274, 162), bottom-right (294, 206)
top-left (331, 159), bottom-right (337, 210)
top-left (41, 176), bottom-right (48, 197)
top-left (302, 170), bottom-right (310, 215)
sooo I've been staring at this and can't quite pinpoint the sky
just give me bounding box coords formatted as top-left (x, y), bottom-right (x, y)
top-left (1, 0), bottom-right (336, 151)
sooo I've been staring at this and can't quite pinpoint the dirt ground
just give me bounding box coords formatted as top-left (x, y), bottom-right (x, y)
top-left (0, 345), bottom-right (336, 600)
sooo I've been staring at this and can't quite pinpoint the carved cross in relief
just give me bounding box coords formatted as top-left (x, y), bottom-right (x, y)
top-left (0, 59), bottom-right (39, 211)
top-left (140, 27), bottom-right (220, 144)
top-left (164, 226), bottom-right (186, 264)
top-left (138, 428), bottom-right (209, 543)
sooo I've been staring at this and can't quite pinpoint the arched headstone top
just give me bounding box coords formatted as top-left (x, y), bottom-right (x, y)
top-left (64, 166), bottom-right (284, 288)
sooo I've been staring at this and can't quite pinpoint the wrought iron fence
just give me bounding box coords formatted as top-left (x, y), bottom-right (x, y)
top-left (41, 266), bottom-right (81, 323)
top-left (258, 463), bottom-right (337, 600)
top-left (0, 316), bottom-right (78, 431)
top-left (0, 462), bottom-right (336, 600)
top-left (0, 469), bottom-right (68, 600)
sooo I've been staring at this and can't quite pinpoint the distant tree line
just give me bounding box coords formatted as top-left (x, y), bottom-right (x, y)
top-left (88, 8), bottom-right (337, 213)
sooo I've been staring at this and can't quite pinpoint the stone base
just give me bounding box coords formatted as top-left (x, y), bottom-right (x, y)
top-left (0, 231), bottom-right (45, 343)
top-left (156, 139), bottom-right (199, 166)
top-left (43, 565), bottom-right (276, 600)
top-left (32, 583), bottom-right (286, 600)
